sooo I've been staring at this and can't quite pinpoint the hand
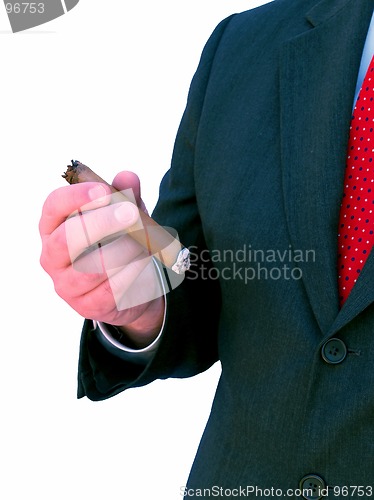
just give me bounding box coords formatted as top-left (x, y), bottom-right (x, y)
top-left (39, 171), bottom-right (165, 347)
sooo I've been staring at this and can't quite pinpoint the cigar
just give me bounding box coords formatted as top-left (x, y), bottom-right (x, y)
top-left (62, 160), bottom-right (190, 274)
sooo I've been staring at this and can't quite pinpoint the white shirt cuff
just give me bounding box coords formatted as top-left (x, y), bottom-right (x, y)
top-left (93, 258), bottom-right (167, 364)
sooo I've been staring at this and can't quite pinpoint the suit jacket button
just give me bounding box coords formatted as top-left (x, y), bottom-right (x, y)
top-left (321, 338), bottom-right (347, 364)
top-left (299, 474), bottom-right (327, 499)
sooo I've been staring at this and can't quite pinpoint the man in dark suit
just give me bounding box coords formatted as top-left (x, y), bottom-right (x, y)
top-left (40, 0), bottom-right (374, 497)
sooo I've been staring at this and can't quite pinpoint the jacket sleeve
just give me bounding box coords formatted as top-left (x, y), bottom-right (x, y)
top-left (77, 14), bottom-right (235, 401)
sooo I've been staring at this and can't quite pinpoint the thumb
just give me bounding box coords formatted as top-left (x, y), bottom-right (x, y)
top-left (111, 171), bottom-right (148, 213)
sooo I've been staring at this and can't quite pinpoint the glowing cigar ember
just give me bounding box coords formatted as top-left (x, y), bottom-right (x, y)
top-left (62, 160), bottom-right (190, 274)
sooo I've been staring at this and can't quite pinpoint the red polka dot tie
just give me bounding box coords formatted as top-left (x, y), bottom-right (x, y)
top-left (338, 54), bottom-right (374, 306)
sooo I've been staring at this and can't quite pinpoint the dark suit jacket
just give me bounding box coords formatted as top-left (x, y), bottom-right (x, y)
top-left (78, 0), bottom-right (374, 495)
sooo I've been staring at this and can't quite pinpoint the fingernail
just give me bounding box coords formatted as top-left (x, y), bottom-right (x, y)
top-left (88, 185), bottom-right (107, 203)
top-left (114, 202), bottom-right (138, 225)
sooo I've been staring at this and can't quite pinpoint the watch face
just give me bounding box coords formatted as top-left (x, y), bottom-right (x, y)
top-left (3, 0), bottom-right (80, 33)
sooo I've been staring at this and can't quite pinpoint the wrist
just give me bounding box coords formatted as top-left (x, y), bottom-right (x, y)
top-left (116, 296), bottom-right (165, 348)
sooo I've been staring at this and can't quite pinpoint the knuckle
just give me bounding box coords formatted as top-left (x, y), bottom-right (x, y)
top-left (41, 187), bottom-right (65, 218)
top-left (52, 227), bottom-right (68, 250)
top-left (53, 270), bottom-right (71, 300)
top-left (40, 239), bottom-right (58, 272)
top-left (39, 252), bottom-right (48, 272)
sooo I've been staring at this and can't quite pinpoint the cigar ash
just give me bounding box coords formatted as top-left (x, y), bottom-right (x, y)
top-left (62, 160), bottom-right (83, 184)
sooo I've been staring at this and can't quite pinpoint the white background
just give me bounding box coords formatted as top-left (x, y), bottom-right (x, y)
top-left (0, 1), bottom-right (268, 499)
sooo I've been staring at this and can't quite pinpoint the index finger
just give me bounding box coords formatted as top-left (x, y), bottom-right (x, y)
top-left (39, 182), bottom-right (111, 238)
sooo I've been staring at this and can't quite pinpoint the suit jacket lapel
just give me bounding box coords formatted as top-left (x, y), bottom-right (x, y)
top-left (280, 0), bottom-right (374, 335)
